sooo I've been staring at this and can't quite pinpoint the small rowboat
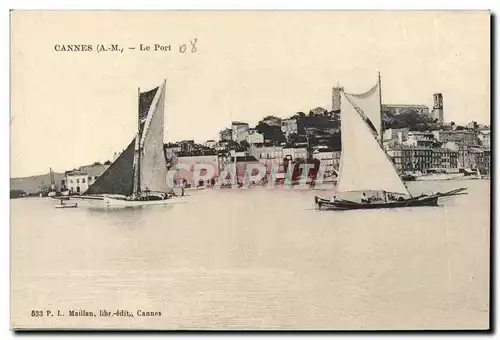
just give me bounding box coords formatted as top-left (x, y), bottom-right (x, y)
top-left (54, 203), bottom-right (78, 209)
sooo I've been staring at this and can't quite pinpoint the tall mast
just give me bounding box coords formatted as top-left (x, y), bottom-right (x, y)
top-left (49, 167), bottom-right (55, 189)
top-left (132, 87), bottom-right (141, 197)
top-left (378, 71), bottom-right (383, 148)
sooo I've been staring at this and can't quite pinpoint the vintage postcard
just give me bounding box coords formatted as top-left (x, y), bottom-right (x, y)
top-left (10, 10), bottom-right (490, 330)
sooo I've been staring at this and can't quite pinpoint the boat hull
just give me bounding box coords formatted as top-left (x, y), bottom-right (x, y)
top-left (102, 196), bottom-right (170, 208)
top-left (314, 187), bottom-right (467, 211)
top-left (75, 195), bottom-right (178, 209)
top-left (315, 196), bottom-right (439, 211)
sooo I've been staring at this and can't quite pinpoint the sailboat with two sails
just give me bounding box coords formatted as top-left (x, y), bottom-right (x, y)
top-left (77, 79), bottom-right (177, 208)
top-left (315, 73), bottom-right (467, 211)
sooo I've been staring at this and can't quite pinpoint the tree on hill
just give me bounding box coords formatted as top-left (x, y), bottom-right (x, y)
top-left (262, 115), bottom-right (280, 121)
top-left (330, 133), bottom-right (342, 151)
top-left (287, 133), bottom-right (299, 145)
top-left (256, 122), bottom-right (286, 144)
top-left (383, 108), bottom-right (437, 131)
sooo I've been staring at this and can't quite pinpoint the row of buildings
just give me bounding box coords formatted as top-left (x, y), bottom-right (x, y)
top-left (383, 128), bottom-right (490, 172)
top-left (60, 128), bottom-right (490, 193)
top-left (162, 120), bottom-right (490, 186)
top-left (58, 89), bottom-right (489, 192)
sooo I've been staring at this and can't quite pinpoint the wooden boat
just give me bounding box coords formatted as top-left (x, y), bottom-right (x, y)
top-left (314, 73), bottom-right (467, 211)
top-left (54, 203), bottom-right (78, 209)
top-left (76, 80), bottom-right (176, 208)
top-left (315, 188), bottom-right (467, 210)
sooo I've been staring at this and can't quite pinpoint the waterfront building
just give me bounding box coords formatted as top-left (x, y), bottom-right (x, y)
top-left (235, 155), bottom-right (260, 184)
top-left (456, 144), bottom-right (480, 169)
top-left (65, 163), bottom-right (109, 194)
top-left (388, 146), bottom-right (433, 172)
top-left (387, 146), bottom-right (459, 172)
top-left (65, 170), bottom-right (88, 194)
top-left (249, 145), bottom-right (285, 174)
top-left (175, 153), bottom-right (220, 187)
top-left (431, 148), bottom-right (459, 169)
top-left (468, 147), bottom-right (490, 171)
top-left (386, 149), bottom-right (403, 172)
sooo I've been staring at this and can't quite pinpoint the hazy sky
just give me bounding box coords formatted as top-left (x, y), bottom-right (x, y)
top-left (11, 11), bottom-right (490, 177)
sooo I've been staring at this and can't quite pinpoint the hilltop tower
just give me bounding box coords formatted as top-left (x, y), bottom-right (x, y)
top-left (432, 93), bottom-right (444, 124)
top-left (332, 85), bottom-right (344, 114)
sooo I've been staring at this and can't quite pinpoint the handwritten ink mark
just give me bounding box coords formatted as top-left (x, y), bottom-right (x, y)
top-left (190, 38), bottom-right (198, 53)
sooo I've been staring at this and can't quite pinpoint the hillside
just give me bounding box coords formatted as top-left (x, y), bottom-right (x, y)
top-left (10, 172), bottom-right (65, 194)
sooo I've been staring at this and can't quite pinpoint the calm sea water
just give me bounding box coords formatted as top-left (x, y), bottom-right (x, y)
top-left (11, 180), bottom-right (490, 330)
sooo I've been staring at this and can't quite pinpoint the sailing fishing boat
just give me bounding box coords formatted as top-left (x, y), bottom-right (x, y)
top-left (47, 167), bottom-right (70, 198)
top-left (315, 73), bottom-right (466, 211)
top-left (78, 79), bottom-right (174, 208)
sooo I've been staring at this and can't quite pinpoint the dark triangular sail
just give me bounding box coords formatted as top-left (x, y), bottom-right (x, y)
top-left (139, 87), bottom-right (159, 137)
top-left (85, 138), bottom-right (136, 196)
